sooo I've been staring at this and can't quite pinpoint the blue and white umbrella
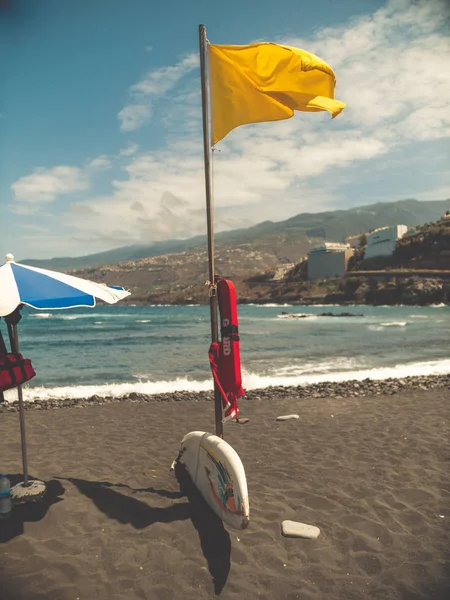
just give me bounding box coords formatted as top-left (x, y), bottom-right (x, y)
top-left (0, 253), bottom-right (130, 494)
top-left (0, 253), bottom-right (130, 317)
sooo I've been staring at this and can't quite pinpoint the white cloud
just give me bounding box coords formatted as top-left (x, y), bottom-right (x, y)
top-left (67, 0), bottom-right (450, 248)
top-left (65, 126), bottom-right (387, 245)
top-left (117, 104), bottom-right (152, 132)
top-left (283, 0), bottom-right (450, 139)
top-left (119, 142), bottom-right (139, 157)
top-left (16, 0), bottom-right (450, 257)
top-left (11, 166), bottom-right (89, 203)
top-left (11, 154), bottom-right (112, 209)
top-left (118, 53), bottom-right (198, 132)
top-left (408, 185), bottom-right (450, 201)
top-left (88, 155), bottom-right (111, 170)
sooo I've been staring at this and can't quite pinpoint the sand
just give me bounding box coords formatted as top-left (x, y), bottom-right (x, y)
top-left (0, 386), bottom-right (449, 599)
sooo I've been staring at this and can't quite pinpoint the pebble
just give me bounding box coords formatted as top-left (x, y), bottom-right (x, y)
top-left (276, 414), bottom-right (300, 421)
top-left (0, 374), bottom-right (448, 413)
top-left (281, 520), bottom-right (320, 539)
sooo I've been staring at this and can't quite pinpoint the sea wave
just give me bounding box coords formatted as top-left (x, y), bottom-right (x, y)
top-left (148, 304), bottom-right (172, 307)
top-left (276, 313), bottom-right (367, 322)
top-left (246, 303), bottom-right (292, 308)
top-left (29, 312), bottom-right (132, 320)
top-left (7, 358), bottom-right (449, 404)
top-left (277, 313), bottom-right (318, 320)
top-left (307, 304), bottom-right (341, 307)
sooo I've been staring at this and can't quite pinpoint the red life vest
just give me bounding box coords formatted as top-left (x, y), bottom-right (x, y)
top-left (208, 278), bottom-right (244, 422)
top-left (0, 353), bottom-right (36, 392)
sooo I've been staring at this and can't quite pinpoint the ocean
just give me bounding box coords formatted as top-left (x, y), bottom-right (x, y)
top-left (2, 303), bottom-right (449, 403)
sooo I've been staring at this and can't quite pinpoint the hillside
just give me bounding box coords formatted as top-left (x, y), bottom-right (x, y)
top-left (21, 199), bottom-right (450, 306)
top-left (347, 215), bottom-right (450, 271)
top-left (22, 199), bottom-right (450, 271)
top-left (274, 216), bottom-right (450, 306)
top-left (69, 245), bottom-right (284, 304)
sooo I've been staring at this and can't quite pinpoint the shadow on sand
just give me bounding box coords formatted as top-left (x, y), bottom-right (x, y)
top-left (64, 475), bottom-right (190, 528)
top-left (175, 462), bottom-right (231, 595)
top-left (0, 475), bottom-right (66, 599)
top-left (62, 467), bottom-right (231, 594)
top-left (0, 474), bottom-right (65, 544)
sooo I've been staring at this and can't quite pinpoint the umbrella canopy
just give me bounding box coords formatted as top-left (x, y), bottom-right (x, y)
top-left (0, 254), bottom-right (130, 317)
top-left (0, 253), bottom-right (130, 492)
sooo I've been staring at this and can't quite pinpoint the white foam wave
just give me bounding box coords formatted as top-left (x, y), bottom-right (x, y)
top-left (380, 321), bottom-right (408, 327)
top-left (241, 358), bottom-right (450, 390)
top-left (246, 303), bottom-right (292, 307)
top-left (7, 377), bottom-right (213, 403)
top-left (277, 312), bottom-right (368, 321)
top-left (277, 313), bottom-right (317, 320)
top-left (7, 358), bottom-right (449, 404)
top-left (136, 319), bottom-right (151, 323)
top-left (269, 357), bottom-right (360, 377)
top-left (307, 304), bottom-right (341, 307)
top-left (30, 312), bottom-right (132, 320)
top-left (148, 304), bottom-right (172, 307)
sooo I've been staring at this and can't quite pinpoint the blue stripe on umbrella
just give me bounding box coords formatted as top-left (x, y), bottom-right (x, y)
top-left (11, 263), bottom-right (96, 309)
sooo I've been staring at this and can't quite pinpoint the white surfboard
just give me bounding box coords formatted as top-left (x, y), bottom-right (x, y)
top-left (173, 431), bottom-right (250, 530)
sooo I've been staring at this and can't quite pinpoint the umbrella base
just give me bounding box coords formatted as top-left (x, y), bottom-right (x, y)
top-left (11, 480), bottom-right (46, 504)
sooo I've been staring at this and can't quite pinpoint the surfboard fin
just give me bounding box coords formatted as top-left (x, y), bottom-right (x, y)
top-left (170, 448), bottom-right (185, 471)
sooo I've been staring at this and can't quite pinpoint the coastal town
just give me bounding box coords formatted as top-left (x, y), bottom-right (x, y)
top-left (293, 212), bottom-right (450, 281)
top-left (67, 209), bottom-right (450, 307)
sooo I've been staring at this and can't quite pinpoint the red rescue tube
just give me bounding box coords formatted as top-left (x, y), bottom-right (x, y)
top-left (208, 278), bottom-right (244, 422)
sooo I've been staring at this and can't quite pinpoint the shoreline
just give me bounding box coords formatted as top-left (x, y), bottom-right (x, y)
top-left (2, 373), bottom-right (448, 413)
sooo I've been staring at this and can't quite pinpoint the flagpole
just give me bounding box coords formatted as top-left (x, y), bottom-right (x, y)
top-left (199, 24), bottom-right (223, 439)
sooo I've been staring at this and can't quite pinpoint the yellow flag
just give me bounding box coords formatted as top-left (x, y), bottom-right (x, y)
top-left (209, 42), bottom-right (346, 144)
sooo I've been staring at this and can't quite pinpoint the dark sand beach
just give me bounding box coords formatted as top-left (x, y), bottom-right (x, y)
top-left (1, 380), bottom-right (449, 600)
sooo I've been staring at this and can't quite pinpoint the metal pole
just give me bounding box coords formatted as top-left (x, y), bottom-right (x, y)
top-left (199, 24), bottom-right (223, 438)
top-left (7, 322), bottom-right (29, 486)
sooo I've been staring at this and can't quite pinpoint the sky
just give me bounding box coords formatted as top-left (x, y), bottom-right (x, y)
top-left (0, 0), bottom-right (449, 261)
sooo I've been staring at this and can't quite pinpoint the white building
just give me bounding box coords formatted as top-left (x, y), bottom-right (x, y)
top-left (365, 225), bottom-right (408, 259)
top-left (307, 243), bottom-right (353, 280)
top-left (345, 233), bottom-right (367, 249)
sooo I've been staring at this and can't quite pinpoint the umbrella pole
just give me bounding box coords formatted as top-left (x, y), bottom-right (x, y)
top-left (199, 23), bottom-right (223, 439)
top-left (7, 321), bottom-right (29, 486)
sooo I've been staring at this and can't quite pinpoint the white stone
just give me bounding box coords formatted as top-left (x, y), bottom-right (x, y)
top-left (276, 414), bottom-right (299, 421)
top-left (281, 520), bottom-right (321, 539)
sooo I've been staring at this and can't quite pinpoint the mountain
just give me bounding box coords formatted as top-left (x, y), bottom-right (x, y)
top-left (21, 199), bottom-right (450, 271)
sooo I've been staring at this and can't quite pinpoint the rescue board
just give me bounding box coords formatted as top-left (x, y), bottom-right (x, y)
top-left (173, 430), bottom-right (250, 530)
